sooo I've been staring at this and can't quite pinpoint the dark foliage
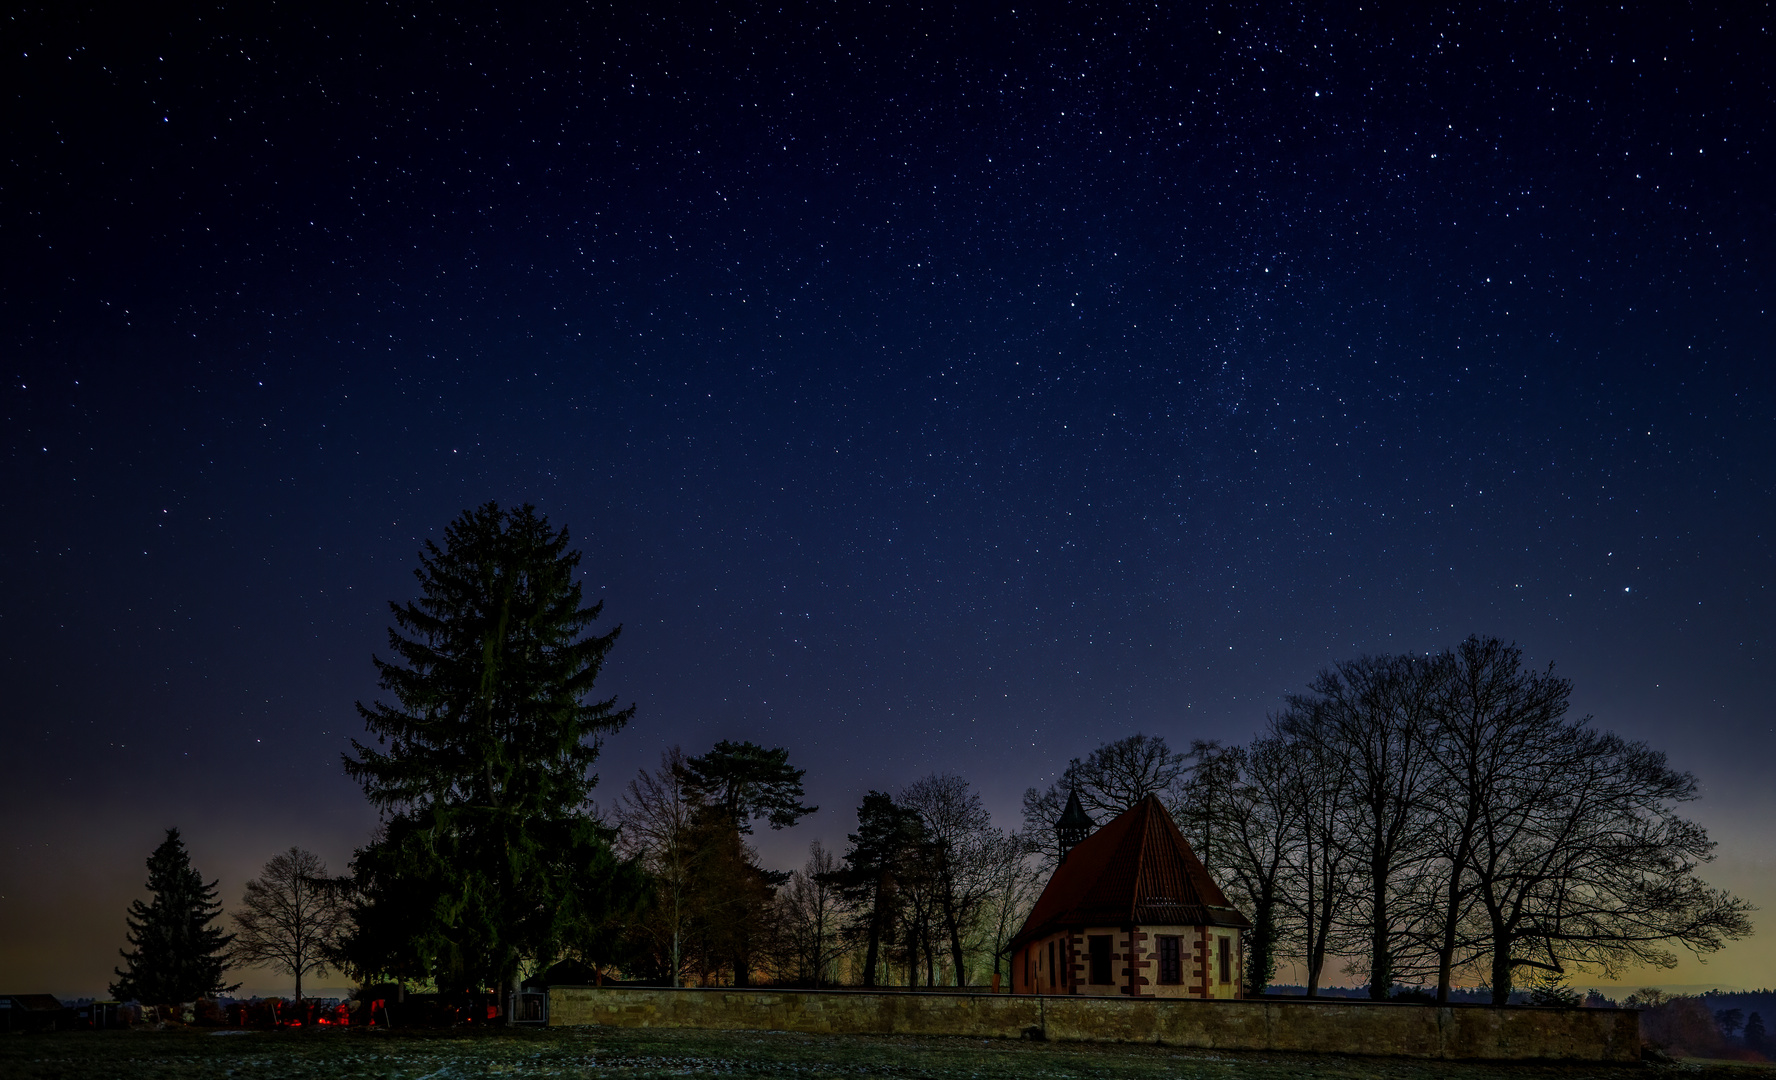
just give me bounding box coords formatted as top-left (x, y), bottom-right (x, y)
top-left (338, 502), bottom-right (644, 997)
top-left (667, 740), bottom-right (814, 985)
top-left (683, 740), bottom-right (817, 835)
top-left (1641, 996), bottom-right (1731, 1058)
top-left (1716, 1008), bottom-right (1745, 1038)
top-left (834, 791), bottom-right (930, 987)
top-left (111, 828), bottom-right (237, 1003)
top-left (610, 741), bottom-right (813, 987)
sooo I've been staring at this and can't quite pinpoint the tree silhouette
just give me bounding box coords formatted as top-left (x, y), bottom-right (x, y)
top-left (835, 791), bottom-right (927, 987)
top-left (1022, 734), bottom-right (1188, 863)
top-left (1422, 636), bottom-right (1576, 1002)
top-left (1277, 654), bottom-right (1443, 999)
top-left (230, 848), bottom-right (346, 1002)
top-left (111, 829), bottom-right (236, 1003)
top-left (613, 748), bottom-right (699, 986)
top-left (340, 503), bottom-right (643, 1012)
top-left (682, 740), bottom-right (817, 834)
top-left (1169, 636), bottom-right (1750, 1004)
top-left (900, 773), bottom-right (1003, 986)
top-left (678, 740), bottom-right (814, 985)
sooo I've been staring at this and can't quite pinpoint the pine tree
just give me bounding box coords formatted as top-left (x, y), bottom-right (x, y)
top-left (835, 791), bottom-right (927, 987)
top-left (681, 740), bottom-right (815, 985)
top-left (340, 503), bottom-right (643, 1009)
top-left (111, 828), bottom-right (237, 1003)
top-left (683, 741), bottom-right (817, 834)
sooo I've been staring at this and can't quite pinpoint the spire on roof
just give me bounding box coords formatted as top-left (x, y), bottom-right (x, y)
top-left (1056, 789), bottom-right (1095, 862)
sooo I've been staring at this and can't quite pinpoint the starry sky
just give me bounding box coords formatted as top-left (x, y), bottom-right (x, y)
top-left (3, 3), bottom-right (1773, 998)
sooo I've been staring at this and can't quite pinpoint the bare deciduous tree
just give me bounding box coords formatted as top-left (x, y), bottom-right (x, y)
top-left (1178, 736), bottom-right (1302, 995)
top-left (1223, 637), bottom-right (1753, 1001)
top-left (1469, 729), bottom-right (1753, 1003)
top-left (1276, 721), bottom-right (1362, 995)
top-left (1022, 733), bottom-right (1187, 864)
top-left (900, 773), bottom-right (1002, 986)
top-left (1019, 784), bottom-right (1070, 866)
top-left (613, 747), bottom-right (698, 986)
top-left (773, 841), bottom-right (846, 986)
top-left (1423, 636), bottom-right (1576, 1001)
top-left (977, 828), bottom-right (1045, 989)
top-left (1279, 654), bottom-right (1443, 998)
top-left (231, 847), bottom-right (346, 1002)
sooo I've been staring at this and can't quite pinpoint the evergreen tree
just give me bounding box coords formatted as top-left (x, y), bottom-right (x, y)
top-left (1745, 1011), bottom-right (1765, 1050)
top-left (111, 828), bottom-right (237, 1003)
top-left (1717, 1008), bottom-right (1746, 1038)
top-left (680, 740), bottom-right (815, 985)
top-left (683, 740), bottom-right (817, 834)
top-left (340, 503), bottom-right (643, 1010)
top-left (835, 791), bottom-right (928, 987)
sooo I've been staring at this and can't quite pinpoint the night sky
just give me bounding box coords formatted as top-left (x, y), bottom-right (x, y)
top-left (4, 3), bottom-right (1773, 998)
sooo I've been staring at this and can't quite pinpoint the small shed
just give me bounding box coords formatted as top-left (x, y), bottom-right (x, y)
top-left (0, 995), bottom-right (72, 1033)
top-left (70, 1000), bottom-right (123, 1030)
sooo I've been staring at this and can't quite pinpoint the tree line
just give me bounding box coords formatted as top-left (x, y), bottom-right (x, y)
top-left (611, 757), bottom-right (1045, 990)
top-left (108, 504), bottom-right (1749, 1011)
top-left (1023, 640), bottom-right (1753, 1004)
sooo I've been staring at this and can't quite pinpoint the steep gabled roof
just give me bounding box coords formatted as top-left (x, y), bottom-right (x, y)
top-left (1010, 794), bottom-right (1250, 952)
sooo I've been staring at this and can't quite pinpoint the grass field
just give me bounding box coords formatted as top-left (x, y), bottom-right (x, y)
top-left (2, 1026), bottom-right (1768, 1080)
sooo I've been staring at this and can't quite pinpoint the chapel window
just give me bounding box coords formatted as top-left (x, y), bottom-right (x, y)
top-left (1088, 935), bottom-right (1112, 985)
top-left (1157, 935), bottom-right (1182, 984)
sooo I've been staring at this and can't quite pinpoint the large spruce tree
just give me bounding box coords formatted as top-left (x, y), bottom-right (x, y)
top-left (340, 502), bottom-right (642, 1008)
top-left (110, 828), bottom-right (237, 1003)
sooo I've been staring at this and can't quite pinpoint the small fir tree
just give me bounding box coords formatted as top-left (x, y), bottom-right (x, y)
top-left (1525, 970), bottom-right (1582, 1008)
top-left (1745, 1011), bottom-right (1765, 1050)
top-left (111, 828), bottom-right (237, 1003)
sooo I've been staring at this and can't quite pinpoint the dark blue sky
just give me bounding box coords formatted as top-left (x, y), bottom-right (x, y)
top-left (3, 3), bottom-right (1772, 995)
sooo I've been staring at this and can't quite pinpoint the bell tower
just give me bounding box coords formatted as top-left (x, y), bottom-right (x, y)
top-left (1055, 789), bottom-right (1094, 862)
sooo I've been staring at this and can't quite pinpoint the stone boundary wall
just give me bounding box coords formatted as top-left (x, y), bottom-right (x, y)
top-left (549, 986), bottom-right (1640, 1063)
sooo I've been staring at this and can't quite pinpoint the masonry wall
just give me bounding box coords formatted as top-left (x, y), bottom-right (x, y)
top-left (549, 986), bottom-right (1640, 1063)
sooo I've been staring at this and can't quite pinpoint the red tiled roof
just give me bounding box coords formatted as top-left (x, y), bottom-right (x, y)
top-left (1010, 794), bottom-right (1250, 951)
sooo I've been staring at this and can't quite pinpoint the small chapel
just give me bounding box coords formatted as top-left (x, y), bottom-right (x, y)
top-left (1009, 792), bottom-right (1251, 998)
